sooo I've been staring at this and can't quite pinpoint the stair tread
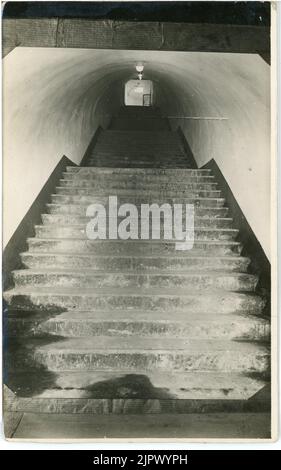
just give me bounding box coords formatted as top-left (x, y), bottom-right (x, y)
top-left (27, 239), bottom-right (241, 250)
top-left (4, 286), bottom-right (260, 297)
top-left (7, 369), bottom-right (265, 385)
top-left (8, 368), bottom-right (267, 387)
top-left (32, 336), bottom-right (269, 353)
top-left (13, 268), bottom-right (255, 278)
top-left (21, 251), bottom-right (246, 259)
top-left (6, 369), bottom-right (267, 400)
top-left (9, 309), bottom-right (267, 324)
top-left (56, 189), bottom-right (221, 197)
top-left (35, 224), bottom-right (237, 232)
top-left (66, 166), bottom-right (211, 173)
top-left (43, 214), bottom-right (231, 221)
top-left (28, 237), bottom-right (241, 245)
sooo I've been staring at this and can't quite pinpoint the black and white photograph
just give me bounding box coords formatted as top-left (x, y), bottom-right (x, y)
top-left (1, 0), bottom-right (277, 443)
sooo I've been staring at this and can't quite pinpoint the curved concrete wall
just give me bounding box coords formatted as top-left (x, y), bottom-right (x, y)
top-left (3, 48), bottom-right (270, 258)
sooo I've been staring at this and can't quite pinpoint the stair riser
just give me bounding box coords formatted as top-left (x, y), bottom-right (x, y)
top-left (27, 239), bottom-right (243, 256)
top-left (4, 292), bottom-right (266, 314)
top-left (13, 272), bottom-right (258, 292)
top-left (7, 317), bottom-right (270, 342)
top-left (21, 254), bottom-right (249, 272)
top-left (35, 226), bottom-right (238, 241)
top-left (42, 214), bottom-right (233, 229)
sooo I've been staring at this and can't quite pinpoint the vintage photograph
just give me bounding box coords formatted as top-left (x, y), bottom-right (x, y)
top-left (2, 1), bottom-right (275, 441)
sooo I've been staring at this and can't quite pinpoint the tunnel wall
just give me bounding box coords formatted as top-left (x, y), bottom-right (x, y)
top-left (153, 53), bottom-right (270, 258)
top-left (3, 48), bottom-right (124, 246)
top-left (3, 48), bottom-right (270, 260)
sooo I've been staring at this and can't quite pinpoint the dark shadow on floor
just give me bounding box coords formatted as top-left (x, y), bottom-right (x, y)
top-left (82, 373), bottom-right (175, 399)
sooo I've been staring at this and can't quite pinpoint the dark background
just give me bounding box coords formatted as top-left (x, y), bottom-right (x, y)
top-left (3, 1), bottom-right (270, 26)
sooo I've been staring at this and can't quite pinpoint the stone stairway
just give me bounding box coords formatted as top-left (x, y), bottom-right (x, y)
top-left (88, 106), bottom-right (190, 168)
top-left (109, 105), bottom-right (170, 131)
top-left (3, 109), bottom-right (270, 416)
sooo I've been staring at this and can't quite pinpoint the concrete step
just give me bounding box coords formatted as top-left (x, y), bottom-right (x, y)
top-left (59, 182), bottom-right (221, 197)
top-left (109, 120), bottom-right (170, 131)
top-left (48, 201), bottom-right (229, 217)
top-left (88, 146), bottom-right (184, 151)
top-left (27, 238), bottom-right (243, 256)
top-left (90, 148), bottom-right (184, 154)
top-left (8, 337), bottom-right (269, 373)
top-left (42, 214), bottom-right (233, 229)
top-left (12, 270), bottom-right (258, 292)
top-left (94, 145), bottom-right (181, 151)
top-left (97, 137), bottom-right (177, 143)
top-left (87, 162), bottom-right (192, 168)
top-left (97, 137), bottom-right (179, 144)
top-left (7, 310), bottom-right (269, 342)
top-left (5, 369), bottom-right (268, 400)
top-left (95, 136), bottom-right (180, 141)
top-left (21, 252), bottom-right (250, 272)
top-left (95, 135), bottom-right (179, 141)
top-left (62, 172), bottom-right (216, 186)
top-left (99, 129), bottom-right (177, 136)
top-left (91, 151), bottom-right (185, 159)
top-left (66, 167), bottom-right (212, 176)
top-left (60, 179), bottom-right (220, 193)
top-left (34, 224), bottom-right (239, 241)
top-left (101, 128), bottom-right (174, 133)
top-left (87, 158), bottom-right (190, 168)
top-left (4, 287), bottom-right (266, 314)
top-left (87, 160), bottom-right (192, 168)
top-left (54, 190), bottom-right (225, 206)
top-left (50, 196), bottom-right (227, 213)
top-left (93, 144), bottom-right (182, 151)
top-left (88, 156), bottom-right (187, 161)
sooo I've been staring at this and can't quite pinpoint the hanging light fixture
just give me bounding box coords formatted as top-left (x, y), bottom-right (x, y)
top-left (136, 64), bottom-right (144, 81)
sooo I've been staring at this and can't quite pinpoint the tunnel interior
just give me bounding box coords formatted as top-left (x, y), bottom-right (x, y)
top-left (3, 48), bottom-right (270, 257)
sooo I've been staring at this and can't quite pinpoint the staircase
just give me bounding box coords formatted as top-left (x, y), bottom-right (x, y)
top-left (4, 106), bottom-right (270, 417)
top-left (88, 106), bottom-right (190, 168)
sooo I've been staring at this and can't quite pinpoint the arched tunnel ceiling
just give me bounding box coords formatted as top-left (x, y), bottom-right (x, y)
top-left (4, 48), bottom-right (269, 152)
top-left (4, 47), bottom-right (270, 257)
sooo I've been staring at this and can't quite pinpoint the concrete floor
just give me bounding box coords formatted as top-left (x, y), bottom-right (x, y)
top-left (5, 412), bottom-right (271, 441)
